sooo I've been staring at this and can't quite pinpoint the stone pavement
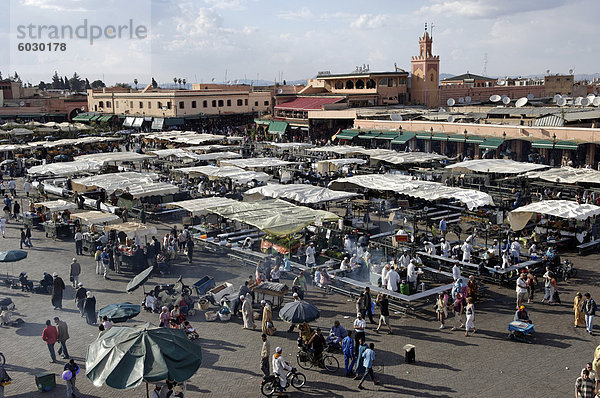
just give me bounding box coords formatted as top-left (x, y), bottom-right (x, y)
top-left (0, 187), bottom-right (598, 397)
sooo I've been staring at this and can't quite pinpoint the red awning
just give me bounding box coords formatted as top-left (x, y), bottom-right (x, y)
top-left (275, 97), bottom-right (344, 111)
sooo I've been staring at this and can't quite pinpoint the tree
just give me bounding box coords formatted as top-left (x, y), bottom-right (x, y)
top-left (63, 76), bottom-right (70, 90)
top-left (151, 77), bottom-right (158, 88)
top-left (182, 78), bottom-right (186, 88)
top-left (134, 78), bottom-right (138, 89)
top-left (85, 78), bottom-right (91, 90)
top-left (90, 80), bottom-right (106, 89)
top-left (115, 83), bottom-right (131, 89)
top-left (38, 81), bottom-right (47, 90)
top-left (69, 72), bottom-right (83, 92)
top-left (51, 71), bottom-right (61, 89)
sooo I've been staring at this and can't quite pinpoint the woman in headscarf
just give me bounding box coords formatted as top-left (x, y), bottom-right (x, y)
top-left (261, 300), bottom-right (275, 335)
top-left (241, 294), bottom-right (255, 330)
top-left (574, 292), bottom-right (586, 328)
top-left (84, 291), bottom-right (96, 325)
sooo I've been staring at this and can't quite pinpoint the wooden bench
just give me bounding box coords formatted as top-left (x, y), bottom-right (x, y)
top-left (577, 239), bottom-right (600, 255)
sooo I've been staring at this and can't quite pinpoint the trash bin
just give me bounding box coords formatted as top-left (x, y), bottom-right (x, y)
top-left (403, 344), bottom-right (415, 364)
top-left (35, 372), bottom-right (55, 392)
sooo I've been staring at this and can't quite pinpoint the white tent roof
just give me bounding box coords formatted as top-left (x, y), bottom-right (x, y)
top-left (71, 211), bottom-right (121, 225)
top-left (526, 166), bottom-right (600, 184)
top-left (307, 145), bottom-right (367, 155)
top-left (509, 200), bottom-right (600, 230)
top-left (43, 137), bottom-right (121, 148)
top-left (142, 132), bottom-right (226, 145)
top-left (318, 158), bottom-right (367, 166)
top-left (35, 200), bottom-right (77, 212)
top-left (267, 142), bottom-right (314, 150)
top-left (245, 183), bottom-right (359, 204)
top-left (172, 197), bottom-right (238, 216)
top-left (446, 159), bottom-right (548, 174)
top-left (371, 152), bottom-right (447, 165)
top-left (72, 172), bottom-right (178, 198)
top-left (220, 157), bottom-right (296, 169)
top-left (329, 174), bottom-right (494, 210)
top-left (75, 152), bottom-right (154, 164)
top-left (108, 222), bottom-right (157, 238)
top-left (27, 160), bottom-right (103, 177)
top-left (195, 151), bottom-right (242, 161)
top-left (184, 145), bottom-right (237, 152)
top-left (145, 148), bottom-right (198, 159)
top-left (175, 165), bottom-right (271, 183)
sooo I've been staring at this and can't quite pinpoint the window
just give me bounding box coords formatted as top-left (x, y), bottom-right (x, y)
top-left (264, 101), bottom-right (269, 106)
top-left (245, 99), bottom-right (248, 106)
top-left (179, 101), bottom-right (184, 109)
top-left (148, 101), bottom-right (151, 109)
top-left (116, 102), bottom-right (119, 109)
top-left (237, 99), bottom-right (243, 106)
top-left (366, 79), bottom-right (376, 89)
top-left (192, 101), bottom-right (197, 108)
top-left (157, 101), bottom-right (162, 109)
top-left (167, 102), bottom-right (171, 109)
top-left (254, 101), bottom-right (258, 106)
top-left (203, 100), bottom-right (208, 108)
top-left (227, 99), bottom-right (231, 106)
top-left (345, 80), bottom-right (354, 89)
top-left (379, 78), bottom-right (388, 86)
top-left (388, 79), bottom-right (395, 87)
top-left (139, 101), bottom-right (143, 108)
top-left (430, 74), bottom-right (434, 82)
top-left (335, 81), bottom-right (344, 89)
top-left (355, 80), bottom-right (365, 89)
top-left (106, 101), bottom-right (111, 108)
top-left (99, 101), bottom-right (104, 108)
top-left (212, 100), bottom-right (217, 107)
top-left (218, 100), bottom-right (224, 107)
top-left (130, 101), bottom-right (133, 108)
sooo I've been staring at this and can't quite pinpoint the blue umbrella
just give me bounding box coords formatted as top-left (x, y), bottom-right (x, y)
top-left (279, 300), bottom-right (320, 324)
top-left (98, 303), bottom-right (141, 323)
top-left (0, 250), bottom-right (27, 262)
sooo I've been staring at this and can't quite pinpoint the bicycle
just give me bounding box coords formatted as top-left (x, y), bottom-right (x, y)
top-left (296, 347), bottom-right (339, 373)
top-left (261, 367), bottom-right (306, 397)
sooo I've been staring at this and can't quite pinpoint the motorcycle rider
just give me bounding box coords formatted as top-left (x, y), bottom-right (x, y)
top-left (272, 346), bottom-right (292, 396)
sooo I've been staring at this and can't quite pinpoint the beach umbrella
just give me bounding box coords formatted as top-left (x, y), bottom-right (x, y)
top-left (98, 302), bottom-right (141, 323)
top-left (0, 160), bottom-right (15, 166)
top-left (86, 322), bottom-right (202, 390)
top-left (279, 300), bottom-right (320, 324)
top-left (126, 266), bottom-right (154, 293)
top-left (0, 250), bottom-right (27, 262)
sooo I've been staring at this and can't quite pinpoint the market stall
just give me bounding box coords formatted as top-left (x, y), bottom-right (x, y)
top-left (27, 159), bottom-right (103, 178)
top-left (446, 159), bottom-right (548, 175)
top-left (108, 222), bottom-right (158, 272)
top-left (70, 211), bottom-right (121, 254)
top-left (245, 183), bottom-right (359, 205)
top-left (29, 200), bottom-right (77, 238)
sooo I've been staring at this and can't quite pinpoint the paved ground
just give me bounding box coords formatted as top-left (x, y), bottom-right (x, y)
top-left (0, 185), bottom-right (598, 397)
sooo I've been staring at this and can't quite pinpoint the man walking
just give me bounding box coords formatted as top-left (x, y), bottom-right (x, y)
top-left (516, 272), bottom-right (528, 310)
top-left (375, 293), bottom-right (392, 334)
top-left (64, 359), bottom-right (80, 397)
top-left (357, 343), bottom-right (378, 390)
top-left (583, 293), bottom-right (597, 336)
top-left (260, 333), bottom-right (270, 377)
top-left (364, 287), bottom-right (375, 324)
top-left (74, 229), bottom-right (83, 255)
top-left (541, 266), bottom-right (555, 304)
top-left (54, 317), bottom-right (70, 359)
top-left (576, 369), bottom-right (595, 398)
top-left (353, 313), bottom-right (366, 357)
top-left (101, 248), bottom-right (110, 279)
top-left (342, 331), bottom-right (355, 377)
top-left (74, 283), bottom-right (87, 317)
top-left (51, 272), bottom-right (65, 310)
top-left (42, 319), bottom-right (58, 363)
top-left (19, 228), bottom-right (31, 249)
top-left (25, 225), bottom-right (32, 247)
top-left (69, 258), bottom-right (81, 288)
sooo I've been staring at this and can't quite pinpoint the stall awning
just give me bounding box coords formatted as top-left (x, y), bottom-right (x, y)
top-left (555, 141), bottom-right (579, 150)
top-left (72, 113), bottom-right (95, 122)
top-left (275, 97), bottom-right (344, 111)
top-left (530, 139), bottom-right (579, 150)
top-left (446, 159), bottom-right (548, 174)
top-left (268, 121), bottom-right (288, 135)
top-left (151, 118), bottom-right (164, 130)
top-left (245, 184), bottom-right (359, 204)
top-left (123, 117), bottom-right (135, 127)
top-left (416, 133), bottom-right (432, 140)
top-left (375, 131), bottom-right (401, 140)
top-left (164, 118), bottom-right (184, 126)
top-left (527, 166), bottom-right (600, 185)
top-left (479, 138), bottom-right (504, 149)
top-left (34, 200), bottom-right (77, 212)
top-left (431, 133), bottom-right (450, 141)
top-left (466, 135), bottom-right (485, 144)
top-left (336, 130), bottom-right (360, 140)
top-left (71, 211), bottom-right (121, 225)
top-left (98, 115), bottom-right (113, 122)
top-left (132, 118), bottom-right (144, 128)
top-left (254, 119), bottom-right (271, 125)
top-left (358, 131), bottom-right (380, 139)
top-left (509, 200), bottom-right (600, 231)
top-left (448, 134), bottom-right (468, 142)
top-left (391, 132), bottom-right (416, 144)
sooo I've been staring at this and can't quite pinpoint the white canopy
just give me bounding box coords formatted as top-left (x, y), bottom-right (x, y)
top-left (220, 157), bottom-right (296, 169)
top-left (319, 159), bottom-right (367, 166)
top-left (175, 165), bottom-right (271, 184)
top-left (526, 166), bottom-right (600, 184)
top-left (307, 145), bottom-right (367, 155)
top-left (371, 152), bottom-right (447, 165)
top-left (145, 148), bottom-right (198, 160)
top-left (76, 152), bottom-right (154, 165)
top-left (185, 145), bottom-right (238, 152)
top-left (71, 211), bottom-right (121, 225)
top-left (245, 183), bottom-right (359, 204)
top-left (35, 200), bottom-right (77, 212)
top-left (141, 132), bottom-right (226, 145)
top-left (43, 137), bottom-right (121, 148)
top-left (27, 160), bottom-right (103, 177)
top-left (195, 151), bottom-right (242, 161)
top-left (172, 197), bottom-right (238, 216)
top-left (109, 222), bottom-right (157, 238)
top-left (329, 174), bottom-right (494, 210)
top-left (72, 172), bottom-right (178, 198)
top-left (446, 159), bottom-right (548, 174)
top-left (267, 142), bottom-right (314, 150)
top-left (509, 200), bottom-right (600, 231)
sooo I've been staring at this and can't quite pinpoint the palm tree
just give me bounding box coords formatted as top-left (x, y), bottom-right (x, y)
top-left (178, 78), bottom-right (182, 88)
top-left (173, 77), bottom-right (177, 88)
top-left (133, 78), bottom-right (138, 89)
top-left (182, 78), bottom-right (186, 89)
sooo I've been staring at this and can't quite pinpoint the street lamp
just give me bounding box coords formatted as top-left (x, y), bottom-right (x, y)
top-left (463, 129), bottom-right (468, 158)
top-left (552, 133), bottom-right (557, 166)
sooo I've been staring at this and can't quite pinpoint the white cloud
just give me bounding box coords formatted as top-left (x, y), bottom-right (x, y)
top-left (419, 0), bottom-right (567, 19)
top-left (350, 14), bottom-right (389, 30)
top-left (20, 0), bottom-right (90, 12)
top-left (277, 7), bottom-right (313, 20)
top-left (168, 5), bottom-right (234, 50)
top-left (203, 0), bottom-right (249, 10)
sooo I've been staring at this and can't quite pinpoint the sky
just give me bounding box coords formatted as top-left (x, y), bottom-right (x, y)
top-left (0, 0), bottom-right (599, 86)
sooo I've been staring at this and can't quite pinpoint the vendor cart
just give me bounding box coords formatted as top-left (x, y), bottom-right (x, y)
top-left (193, 276), bottom-right (216, 296)
top-left (254, 282), bottom-right (289, 309)
top-left (44, 221), bottom-right (73, 240)
top-left (22, 213), bottom-right (44, 230)
top-left (82, 233), bottom-right (102, 255)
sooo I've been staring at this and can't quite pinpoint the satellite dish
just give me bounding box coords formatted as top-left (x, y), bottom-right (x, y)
top-left (593, 97), bottom-right (600, 107)
top-left (458, 97), bottom-right (465, 104)
top-left (527, 93), bottom-right (534, 100)
top-left (553, 94), bottom-right (562, 102)
top-left (447, 115), bottom-right (455, 122)
top-left (447, 98), bottom-right (455, 106)
top-left (557, 97), bottom-right (567, 107)
top-left (465, 96), bottom-right (471, 103)
top-left (19, 101), bottom-right (25, 107)
top-left (569, 69), bottom-right (574, 75)
top-left (390, 114), bottom-right (403, 121)
top-left (581, 98), bottom-right (590, 107)
top-left (574, 97), bottom-right (583, 106)
top-left (490, 95), bottom-right (501, 102)
top-left (497, 80), bottom-right (506, 86)
top-left (587, 94), bottom-right (596, 102)
top-left (502, 96), bottom-right (511, 105)
top-left (277, 89), bottom-right (283, 94)
top-left (515, 97), bottom-right (528, 107)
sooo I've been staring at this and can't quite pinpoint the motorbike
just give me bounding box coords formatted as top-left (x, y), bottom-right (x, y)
top-left (261, 367), bottom-right (306, 397)
top-left (557, 259), bottom-right (577, 282)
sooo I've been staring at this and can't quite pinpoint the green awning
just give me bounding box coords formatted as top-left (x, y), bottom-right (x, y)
top-left (72, 113), bottom-right (94, 121)
top-left (391, 132), bottom-right (416, 144)
top-left (448, 134), bottom-right (468, 142)
top-left (254, 119), bottom-right (271, 125)
top-left (375, 132), bottom-right (401, 140)
top-left (532, 140), bottom-right (579, 150)
top-left (46, 113), bottom-right (67, 117)
top-left (466, 135), bottom-right (485, 144)
top-left (431, 133), bottom-right (450, 141)
top-left (98, 115), bottom-right (113, 122)
top-left (358, 131), bottom-right (381, 139)
top-left (164, 118), bottom-right (184, 126)
top-left (479, 138), bottom-right (504, 149)
top-left (336, 130), bottom-right (360, 140)
top-left (268, 121), bottom-right (288, 134)
top-left (416, 133), bottom-right (432, 140)
top-left (90, 115), bottom-right (102, 121)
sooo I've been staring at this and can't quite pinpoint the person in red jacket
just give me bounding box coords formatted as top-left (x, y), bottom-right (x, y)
top-left (42, 319), bottom-right (58, 363)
